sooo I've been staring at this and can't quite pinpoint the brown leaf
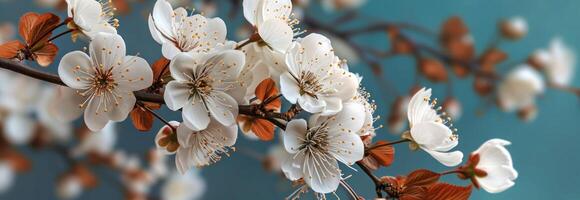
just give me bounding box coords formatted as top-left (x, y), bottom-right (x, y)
top-left (419, 58), bottom-right (448, 82)
top-left (130, 106), bottom-right (154, 132)
top-left (473, 76), bottom-right (494, 96)
top-left (1, 149), bottom-right (31, 173)
top-left (387, 26), bottom-right (414, 54)
top-left (452, 64), bottom-right (470, 78)
top-left (440, 16), bottom-right (469, 42)
top-left (368, 141), bottom-right (395, 167)
top-left (426, 183), bottom-right (472, 200)
top-left (0, 40), bottom-right (24, 59)
top-left (19, 12), bottom-right (60, 48)
top-left (405, 169), bottom-right (441, 188)
top-left (251, 118), bottom-right (276, 141)
top-left (34, 43), bottom-right (58, 67)
top-left (479, 48), bottom-right (507, 74)
top-left (151, 57), bottom-right (170, 81)
top-left (255, 78), bottom-right (281, 110)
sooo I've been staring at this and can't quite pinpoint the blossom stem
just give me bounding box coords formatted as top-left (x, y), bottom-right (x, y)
top-left (355, 161), bottom-right (383, 198)
top-left (48, 29), bottom-right (74, 42)
top-left (366, 139), bottom-right (411, 151)
top-left (235, 33), bottom-right (261, 50)
top-left (136, 101), bottom-right (174, 130)
top-left (440, 169), bottom-right (462, 176)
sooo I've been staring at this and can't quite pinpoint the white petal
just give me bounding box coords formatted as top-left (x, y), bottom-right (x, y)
top-left (475, 139), bottom-right (514, 169)
top-left (410, 122), bottom-right (455, 150)
top-left (205, 91), bottom-right (238, 126)
top-left (4, 114), bottom-right (35, 145)
top-left (477, 165), bottom-right (518, 193)
top-left (327, 130), bottom-right (364, 165)
top-left (258, 19), bottom-right (293, 53)
top-left (106, 92), bottom-right (136, 121)
top-left (162, 42), bottom-right (182, 60)
top-left (89, 32), bottom-right (126, 69)
top-left (296, 33), bottom-right (335, 72)
top-left (182, 99), bottom-right (210, 131)
top-left (114, 56), bottom-right (153, 91)
top-left (176, 122), bottom-right (194, 148)
top-left (176, 147), bottom-right (192, 174)
top-left (52, 87), bottom-right (85, 122)
top-left (205, 120), bottom-right (238, 146)
top-left (58, 51), bottom-right (93, 89)
top-left (423, 149), bottom-right (463, 167)
top-left (298, 95), bottom-right (326, 113)
top-left (328, 102), bottom-right (366, 133)
top-left (0, 162), bottom-right (14, 193)
top-left (206, 50), bottom-right (245, 89)
top-left (164, 81), bottom-right (190, 111)
top-left (170, 53), bottom-right (196, 81)
top-left (151, 0), bottom-right (175, 42)
top-left (148, 15), bottom-right (165, 44)
top-left (257, 0), bottom-right (292, 24)
top-left (83, 96), bottom-right (111, 131)
top-left (242, 0), bottom-right (259, 25)
top-left (281, 152), bottom-right (304, 181)
top-left (319, 97), bottom-right (342, 116)
top-left (279, 72), bottom-right (300, 103)
top-left (283, 119), bottom-right (307, 154)
top-left (303, 155), bottom-right (340, 194)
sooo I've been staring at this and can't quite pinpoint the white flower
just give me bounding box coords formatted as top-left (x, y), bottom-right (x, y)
top-left (175, 121), bottom-right (237, 173)
top-left (148, 149), bottom-right (169, 179)
top-left (3, 114), bottom-right (35, 145)
top-left (349, 89), bottom-right (377, 137)
top-left (162, 170), bottom-right (206, 200)
top-left (66, 0), bottom-right (118, 39)
top-left (58, 32), bottom-right (153, 131)
top-left (535, 38), bottom-right (576, 86)
top-left (405, 88), bottom-right (463, 167)
top-left (164, 50), bottom-right (244, 131)
top-left (148, 0), bottom-right (227, 59)
top-left (280, 33), bottom-right (359, 115)
top-left (243, 0), bottom-right (295, 52)
top-left (471, 139), bottom-right (518, 193)
top-left (0, 71), bottom-right (41, 113)
top-left (72, 123), bottom-right (117, 156)
top-left (497, 65), bottom-right (544, 112)
top-left (0, 161), bottom-right (14, 193)
top-left (281, 102), bottom-right (365, 194)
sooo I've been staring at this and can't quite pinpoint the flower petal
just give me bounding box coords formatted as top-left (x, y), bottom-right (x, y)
top-left (242, 0), bottom-right (259, 25)
top-left (477, 165), bottom-right (518, 193)
top-left (205, 91), bottom-right (238, 126)
top-left (279, 72), bottom-right (300, 104)
top-left (283, 119), bottom-right (307, 153)
top-left (58, 51), bottom-right (93, 89)
top-left (298, 95), bottom-right (326, 114)
top-left (114, 56), bottom-right (153, 92)
top-left (258, 19), bottom-right (293, 53)
top-left (83, 95), bottom-right (111, 131)
top-left (89, 32), bottom-right (126, 70)
top-left (176, 122), bottom-right (194, 148)
top-left (170, 53), bottom-right (196, 82)
top-left (3, 114), bottom-right (35, 145)
top-left (164, 81), bottom-right (190, 111)
top-left (106, 92), bottom-right (136, 122)
top-left (182, 98), bottom-right (210, 131)
top-left (303, 155), bottom-right (340, 194)
top-left (410, 122), bottom-right (455, 150)
top-left (162, 42), bottom-right (182, 60)
top-left (423, 148), bottom-right (463, 167)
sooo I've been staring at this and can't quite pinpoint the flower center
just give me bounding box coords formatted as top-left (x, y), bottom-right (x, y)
top-left (91, 66), bottom-right (117, 94)
top-left (187, 74), bottom-right (214, 98)
top-left (300, 122), bottom-right (330, 152)
top-left (298, 71), bottom-right (322, 98)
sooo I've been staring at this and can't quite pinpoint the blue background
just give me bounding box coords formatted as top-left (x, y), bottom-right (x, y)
top-left (1, 0), bottom-right (579, 199)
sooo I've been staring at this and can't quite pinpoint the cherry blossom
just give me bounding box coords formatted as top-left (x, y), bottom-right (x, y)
top-left (243, 0), bottom-right (295, 53)
top-left (497, 65), bottom-right (545, 112)
top-left (533, 38), bottom-right (576, 86)
top-left (280, 33), bottom-right (359, 115)
top-left (164, 50), bottom-right (244, 131)
top-left (463, 139), bottom-right (518, 193)
top-left (58, 32), bottom-right (153, 131)
top-left (404, 88), bottom-right (463, 167)
top-left (66, 0), bottom-right (118, 39)
top-left (175, 120), bottom-right (237, 173)
top-left (162, 170), bottom-right (206, 200)
top-left (281, 102), bottom-right (365, 193)
top-left (148, 0), bottom-right (227, 59)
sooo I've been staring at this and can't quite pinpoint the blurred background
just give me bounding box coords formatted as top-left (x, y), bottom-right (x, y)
top-left (0, 0), bottom-right (579, 199)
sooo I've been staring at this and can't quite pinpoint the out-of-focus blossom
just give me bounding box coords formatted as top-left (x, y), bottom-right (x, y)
top-left (243, 0), bottom-right (295, 53)
top-left (0, 161), bottom-right (14, 193)
top-left (35, 0), bottom-right (62, 8)
top-left (403, 88), bottom-right (463, 167)
top-left (36, 86), bottom-right (73, 142)
top-left (175, 121), bottom-right (237, 173)
top-left (442, 97), bottom-right (462, 120)
top-left (322, 0), bottom-right (366, 11)
top-left (262, 144), bottom-right (288, 173)
top-left (164, 51), bottom-right (243, 131)
top-left (57, 175), bottom-right (83, 200)
top-left (531, 38), bottom-right (576, 86)
top-left (499, 16), bottom-right (527, 40)
top-left (162, 170), bottom-right (206, 200)
top-left (0, 71), bottom-right (41, 145)
top-left (3, 114), bottom-right (35, 145)
top-left (497, 65), bottom-right (544, 112)
top-left (281, 102), bottom-right (365, 193)
top-left (147, 149), bottom-right (169, 179)
top-left (459, 139), bottom-right (518, 193)
top-left (155, 121), bottom-right (181, 154)
top-left (387, 96), bottom-right (410, 134)
top-left (0, 22), bottom-right (15, 44)
top-left (66, 0), bottom-right (118, 39)
top-left (72, 123), bottom-right (117, 157)
top-left (193, 0), bottom-right (217, 17)
top-left (148, 0), bottom-right (227, 59)
top-left (280, 33), bottom-right (359, 115)
top-left (57, 33), bottom-right (153, 131)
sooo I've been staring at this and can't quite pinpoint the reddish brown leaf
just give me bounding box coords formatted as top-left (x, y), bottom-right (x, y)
top-left (130, 106), bottom-right (154, 132)
top-left (251, 118), bottom-right (276, 141)
top-left (452, 64), bottom-right (470, 77)
top-left (0, 40), bottom-right (24, 59)
top-left (113, 0), bottom-right (131, 15)
top-left (2, 149), bottom-right (31, 173)
top-left (419, 58), bottom-right (448, 82)
top-left (255, 78), bottom-right (281, 110)
top-left (405, 169), bottom-right (441, 188)
top-left (19, 12), bottom-right (60, 47)
top-left (479, 48), bottom-right (508, 74)
top-left (426, 183), bottom-right (472, 200)
top-left (473, 76), bottom-right (494, 96)
top-left (440, 16), bottom-right (469, 41)
top-left (151, 57), bottom-right (170, 81)
top-left (368, 141), bottom-right (395, 167)
top-left (34, 43), bottom-right (58, 67)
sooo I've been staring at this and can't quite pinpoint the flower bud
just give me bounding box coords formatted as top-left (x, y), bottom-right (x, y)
top-left (154, 121), bottom-right (180, 154)
top-left (474, 76), bottom-right (494, 96)
top-left (499, 17), bottom-right (528, 40)
top-left (527, 49), bottom-right (551, 70)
